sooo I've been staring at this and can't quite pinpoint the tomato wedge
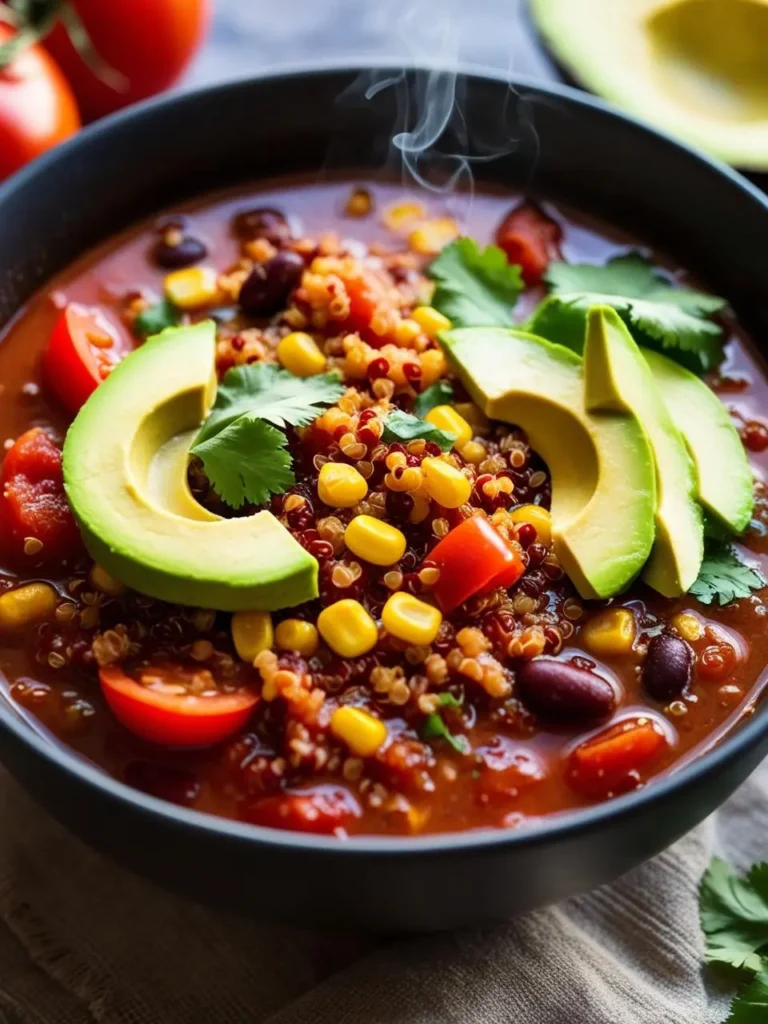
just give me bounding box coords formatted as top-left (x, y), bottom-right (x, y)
top-left (44, 303), bottom-right (127, 413)
top-left (567, 718), bottom-right (668, 800)
top-left (495, 203), bottom-right (562, 286)
top-left (99, 666), bottom-right (258, 748)
top-left (427, 516), bottom-right (526, 613)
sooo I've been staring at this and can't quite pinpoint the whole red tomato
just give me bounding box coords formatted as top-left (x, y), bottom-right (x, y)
top-left (0, 22), bottom-right (80, 182)
top-left (44, 0), bottom-right (210, 122)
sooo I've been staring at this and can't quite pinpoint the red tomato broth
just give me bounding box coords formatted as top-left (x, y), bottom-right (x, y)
top-left (0, 177), bottom-right (766, 837)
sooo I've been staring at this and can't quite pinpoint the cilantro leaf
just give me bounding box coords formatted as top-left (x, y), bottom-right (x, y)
top-left (421, 704), bottom-right (468, 754)
top-left (381, 410), bottom-right (455, 451)
top-left (194, 363), bottom-right (344, 447)
top-left (700, 858), bottom-right (768, 974)
top-left (190, 417), bottom-right (295, 510)
top-left (528, 254), bottom-right (727, 373)
top-left (437, 692), bottom-right (462, 709)
top-left (412, 380), bottom-right (454, 419)
top-left (134, 298), bottom-right (181, 338)
top-left (689, 545), bottom-right (766, 606)
top-left (727, 971), bottom-right (768, 1023)
top-left (428, 238), bottom-right (524, 327)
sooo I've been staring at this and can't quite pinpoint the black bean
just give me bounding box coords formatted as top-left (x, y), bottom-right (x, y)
top-left (517, 657), bottom-right (616, 722)
top-left (238, 251), bottom-right (304, 315)
top-left (643, 633), bottom-right (693, 702)
top-left (152, 235), bottom-right (208, 269)
top-left (233, 207), bottom-right (291, 244)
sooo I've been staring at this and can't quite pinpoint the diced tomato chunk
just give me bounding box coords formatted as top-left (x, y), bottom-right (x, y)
top-left (495, 202), bottom-right (562, 286)
top-left (476, 737), bottom-right (546, 802)
top-left (0, 428), bottom-right (81, 564)
top-left (245, 785), bottom-right (362, 834)
top-left (428, 516), bottom-right (525, 613)
top-left (567, 717), bottom-right (668, 800)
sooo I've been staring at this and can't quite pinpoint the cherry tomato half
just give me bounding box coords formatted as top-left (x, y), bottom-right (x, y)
top-left (495, 202), bottom-right (563, 286)
top-left (0, 427), bottom-right (81, 565)
top-left (427, 516), bottom-right (526, 613)
top-left (44, 303), bottom-right (128, 413)
top-left (99, 666), bottom-right (259, 748)
top-left (0, 23), bottom-right (80, 182)
top-left (44, 0), bottom-right (210, 122)
top-left (567, 718), bottom-right (668, 800)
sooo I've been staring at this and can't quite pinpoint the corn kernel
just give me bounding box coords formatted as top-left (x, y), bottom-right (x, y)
top-left (382, 200), bottom-right (428, 233)
top-left (460, 440), bottom-right (487, 465)
top-left (317, 462), bottom-right (368, 508)
top-left (275, 618), bottom-right (319, 656)
top-left (164, 267), bottom-right (219, 309)
top-left (318, 599), bottom-right (378, 658)
top-left (509, 504), bottom-right (552, 547)
top-left (344, 515), bottom-right (406, 566)
top-left (394, 318), bottom-right (422, 346)
top-left (382, 591), bottom-right (443, 646)
top-left (412, 306), bottom-right (452, 339)
top-left (408, 217), bottom-right (459, 255)
top-left (331, 705), bottom-right (388, 757)
top-left (581, 608), bottom-right (636, 657)
top-left (277, 331), bottom-right (327, 377)
top-left (422, 457), bottom-right (471, 508)
top-left (424, 405), bottom-right (472, 449)
top-left (232, 611), bottom-right (273, 662)
top-left (0, 583), bottom-right (57, 632)
top-left (672, 612), bottom-right (704, 642)
top-left (89, 563), bottom-right (126, 597)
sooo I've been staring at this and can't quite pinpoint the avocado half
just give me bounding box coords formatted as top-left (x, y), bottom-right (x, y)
top-left (440, 325), bottom-right (657, 600)
top-left (531, 0), bottom-right (768, 170)
top-left (63, 321), bottom-right (318, 611)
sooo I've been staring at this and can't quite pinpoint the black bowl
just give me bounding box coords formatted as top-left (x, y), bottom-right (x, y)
top-left (1, 65), bottom-right (767, 931)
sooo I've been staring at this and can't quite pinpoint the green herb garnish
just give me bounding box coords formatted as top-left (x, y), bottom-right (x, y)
top-left (700, 858), bottom-right (768, 1022)
top-left (421, 692), bottom-right (467, 754)
top-left (133, 298), bottom-right (181, 338)
top-left (428, 238), bottom-right (524, 328)
top-left (527, 253), bottom-right (726, 373)
top-left (688, 545), bottom-right (766, 606)
top-left (412, 380), bottom-right (454, 418)
top-left (381, 410), bottom-right (455, 451)
top-left (190, 363), bottom-right (344, 509)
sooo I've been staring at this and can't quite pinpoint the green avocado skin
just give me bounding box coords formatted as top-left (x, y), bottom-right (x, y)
top-left (63, 321), bottom-right (318, 612)
top-left (643, 348), bottom-right (754, 535)
top-left (440, 325), bottom-right (656, 601)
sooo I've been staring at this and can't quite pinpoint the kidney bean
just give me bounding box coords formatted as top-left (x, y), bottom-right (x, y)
top-left (516, 657), bottom-right (616, 722)
top-left (642, 633), bottom-right (693, 702)
top-left (233, 206), bottom-right (291, 244)
top-left (239, 251), bottom-right (304, 315)
top-left (152, 235), bottom-right (208, 269)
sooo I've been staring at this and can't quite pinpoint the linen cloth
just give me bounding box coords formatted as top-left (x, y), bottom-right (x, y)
top-left (0, 761), bottom-right (763, 1024)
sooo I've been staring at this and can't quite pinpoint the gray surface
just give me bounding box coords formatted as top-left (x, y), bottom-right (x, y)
top-left (185, 0), bottom-right (558, 87)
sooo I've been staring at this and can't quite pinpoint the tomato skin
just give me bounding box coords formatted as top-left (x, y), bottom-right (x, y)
top-left (428, 516), bottom-right (525, 613)
top-left (44, 303), bottom-right (127, 412)
top-left (244, 786), bottom-right (362, 834)
top-left (0, 25), bottom-right (80, 182)
top-left (567, 718), bottom-right (668, 800)
top-left (44, 0), bottom-right (210, 122)
top-left (0, 428), bottom-right (81, 564)
top-left (99, 667), bottom-right (258, 748)
top-left (495, 203), bottom-right (562, 286)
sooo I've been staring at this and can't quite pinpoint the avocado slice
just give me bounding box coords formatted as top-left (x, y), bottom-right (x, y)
top-left (63, 321), bottom-right (318, 611)
top-left (440, 326), bottom-right (656, 600)
top-left (530, 0), bottom-right (768, 170)
top-left (585, 307), bottom-right (704, 596)
top-left (643, 347), bottom-right (754, 534)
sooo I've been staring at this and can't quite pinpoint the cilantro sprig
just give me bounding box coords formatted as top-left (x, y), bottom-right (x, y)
top-left (527, 254), bottom-right (727, 373)
top-left (700, 858), bottom-right (768, 1022)
top-left (190, 363), bottom-right (344, 509)
top-left (381, 410), bottom-right (455, 452)
top-left (420, 692), bottom-right (468, 754)
top-left (412, 380), bottom-right (454, 418)
top-left (134, 298), bottom-right (181, 338)
top-left (428, 237), bottom-right (523, 328)
top-left (688, 544), bottom-right (766, 607)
